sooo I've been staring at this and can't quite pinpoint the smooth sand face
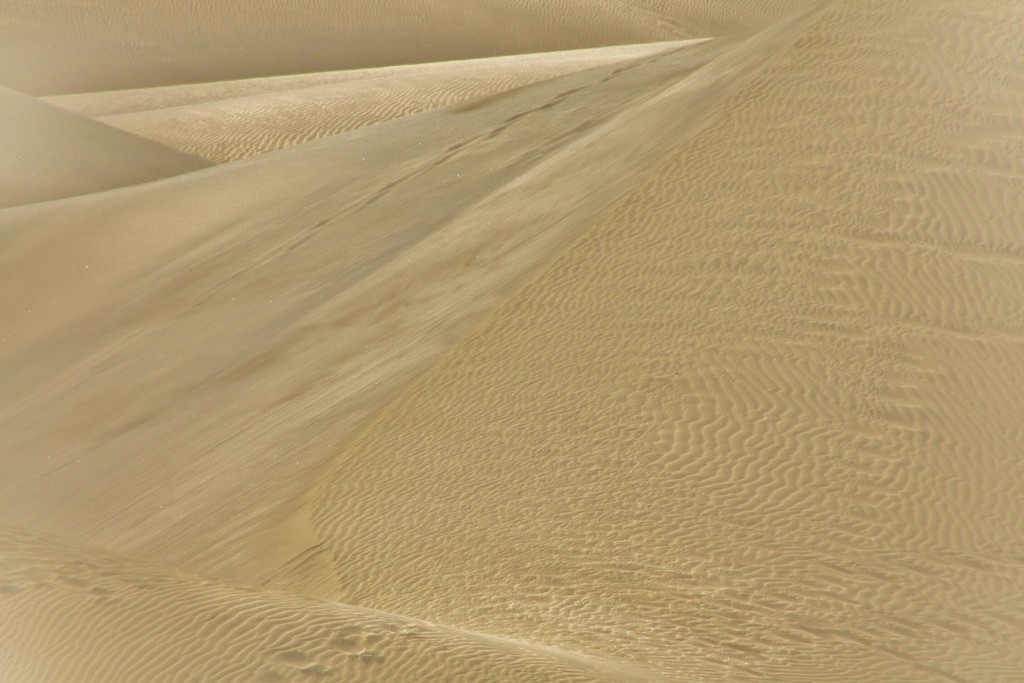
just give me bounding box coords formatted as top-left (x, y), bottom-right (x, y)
top-left (0, 87), bottom-right (210, 207)
top-left (2, 0), bottom-right (1023, 681)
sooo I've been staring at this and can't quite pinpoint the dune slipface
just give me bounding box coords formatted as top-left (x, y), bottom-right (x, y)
top-left (1, 0), bottom-right (1023, 681)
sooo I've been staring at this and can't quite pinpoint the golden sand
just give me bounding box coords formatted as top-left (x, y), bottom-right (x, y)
top-left (1, 0), bottom-right (1022, 680)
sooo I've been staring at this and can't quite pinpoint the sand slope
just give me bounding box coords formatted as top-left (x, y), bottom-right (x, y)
top-left (64, 43), bottom-right (702, 163)
top-left (288, 0), bottom-right (1024, 679)
top-left (0, 87), bottom-right (210, 208)
top-left (0, 524), bottom-right (657, 682)
top-left (0, 33), bottom-right (778, 587)
top-left (1, 0), bottom-right (1023, 680)
top-left (0, 0), bottom-right (813, 95)
top-left (45, 43), bottom-right (695, 118)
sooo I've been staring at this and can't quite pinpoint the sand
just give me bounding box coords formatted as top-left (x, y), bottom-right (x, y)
top-left (0, 33), bottom-right (753, 584)
top-left (1, 0), bottom-right (810, 95)
top-left (0, 87), bottom-right (210, 207)
top-left (1, 0), bottom-right (1023, 681)
top-left (44, 43), bottom-right (697, 118)
top-left (55, 42), bottom-right (708, 163)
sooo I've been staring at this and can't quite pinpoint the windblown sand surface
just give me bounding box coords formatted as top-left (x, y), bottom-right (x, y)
top-left (1, 0), bottom-right (805, 95)
top-left (2, 0), bottom-right (1023, 681)
top-left (54, 42), bottom-right (709, 163)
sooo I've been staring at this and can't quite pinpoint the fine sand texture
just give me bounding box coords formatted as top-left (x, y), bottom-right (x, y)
top-left (44, 43), bottom-right (695, 118)
top-left (68, 42), bottom-right (707, 163)
top-left (0, 87), bottom-right (211, 208)
top-left (0, 525), bottom-right (655, 682)
top-left (2, 0), bottom-right (1024, 681)
top-left (297, 1), bottom-right (1024, 679)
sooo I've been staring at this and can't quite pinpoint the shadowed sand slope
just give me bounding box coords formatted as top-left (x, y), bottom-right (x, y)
top-left (0, 0), bottom-right (814, 95)
top-left (288, 0), bottom-right (1024, 679)
top-left (0, 31), bottom-right (789, 589)
top-left (56, 42), bottom-right (703, 163)
top-left (0, 525), bottom-right (657, 683)
top-left (0, 87), bottom-right (211, 208)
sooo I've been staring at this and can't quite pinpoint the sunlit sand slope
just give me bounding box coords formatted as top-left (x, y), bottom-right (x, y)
top-left (0, 87), bottom-right (210, 208)
top-left (0, 33), bottom-right (783, 588)
top-left (297, 0), bottom-right (1024, 679)
top-left (0, 525), bottom-right (658, 682)
top-left (68, 43), bottom-right (701, 163)
top-left (0, 0), bottom-right (813, 95)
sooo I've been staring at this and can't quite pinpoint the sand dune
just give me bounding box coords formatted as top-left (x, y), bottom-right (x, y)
top-left (289, 0), bottom-right (1024, 679)
top-left (0, 33), bottom-right (769, 586)
top-left (2, 0), bottom-right (1023, 680)
top-left (0, 524), bottom-right (656, 682)
top-left (58, 42), bottom-right (705, 163)
top-left (1, 0), bottom-right (813, 95)
top-left (0, 87), bottom-right (210, 208)
top-left (45, 43), bottom-right (696, 118)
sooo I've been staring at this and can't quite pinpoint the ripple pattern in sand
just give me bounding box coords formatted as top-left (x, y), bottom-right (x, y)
top-left (0, 0), bottom-right (813, 95)
top-left (305, 1), bottom-right (1024, 679)
top-left (0, 525), bottom-right (659, 682)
